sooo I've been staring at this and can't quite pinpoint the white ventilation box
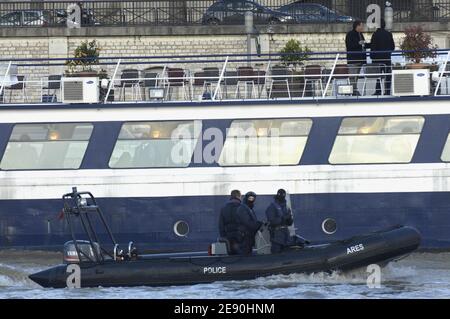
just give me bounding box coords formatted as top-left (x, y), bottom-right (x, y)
top-left (62, 77), bottom-right (99, 103)
top-left (392, 69), bottom-right (430, 97)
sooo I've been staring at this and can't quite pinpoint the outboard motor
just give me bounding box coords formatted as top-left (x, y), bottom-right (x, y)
top-left (63, 240), bottom-right (101, 264)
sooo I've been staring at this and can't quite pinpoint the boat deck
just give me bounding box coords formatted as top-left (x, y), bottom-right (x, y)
top-left (1, 49), bottom-right (450, 107)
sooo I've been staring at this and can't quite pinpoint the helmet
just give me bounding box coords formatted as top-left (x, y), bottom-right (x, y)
top-left (275, 188), bottom-right (287, 201)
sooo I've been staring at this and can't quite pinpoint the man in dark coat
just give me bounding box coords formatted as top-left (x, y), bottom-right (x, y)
top-left (346, 20), bottom-right (369, 95)
top-left (370, 19), bottom-right (395, 95)
top-left (234, 191), bottom-right (263, 255)
top-left (218, 190), bottom-right (242, 255)
top-left (266, 189), bottom-right (309, 253)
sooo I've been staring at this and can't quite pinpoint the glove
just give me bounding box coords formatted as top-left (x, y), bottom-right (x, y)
top-left (283, 214), bottom-right (294, 226)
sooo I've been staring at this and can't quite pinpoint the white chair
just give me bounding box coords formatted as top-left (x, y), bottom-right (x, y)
top-left (361, 63), bottom-right (386, 96)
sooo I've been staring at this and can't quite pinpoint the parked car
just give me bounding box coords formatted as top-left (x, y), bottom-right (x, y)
top-left (202, 0), bottom-right (295, 25)
top-left (0, 10), bottom-right (49, 27)
top-left (277, 2), bottom-right (354, 23)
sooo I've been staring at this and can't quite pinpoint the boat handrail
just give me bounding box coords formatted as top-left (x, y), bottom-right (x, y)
top-left (1, 48), bottom-right (447, 63)
top-left (1, 49), bottom-right (450, 105)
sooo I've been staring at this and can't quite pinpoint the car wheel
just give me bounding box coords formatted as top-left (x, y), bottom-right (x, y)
top-left (268, 18), bottom-right (280, 25)
top-left (207, 18), bottom-right (220, 25)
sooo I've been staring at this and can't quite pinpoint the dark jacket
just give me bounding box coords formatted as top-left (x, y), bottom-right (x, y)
top-left (265, 199), bottom-right (293, 246)
top-left (370, 28), bottom-right (395, 64)
top-left (236, 203), bottom-right (262, 236)
top-left (218, 198), bottom-right (241, 238)
top-left (235, 202), bottom-right (262, 249)
top-left (346, 29), bottom-right (369, 64)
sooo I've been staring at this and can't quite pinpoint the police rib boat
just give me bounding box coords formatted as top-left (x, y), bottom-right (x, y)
top-left (29, 188), bottom-right (421, 288)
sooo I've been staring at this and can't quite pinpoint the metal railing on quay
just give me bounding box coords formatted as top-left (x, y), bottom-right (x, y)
top-left (0, 0), bottom-right (449, 28)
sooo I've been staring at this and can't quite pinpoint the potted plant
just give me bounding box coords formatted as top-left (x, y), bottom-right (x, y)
top-left (66, 40), bottom-right (102, 77)
top-left (400, 26), bottom-right (438, 69)
top-left (278, 39), bottom-right (311, 97)
top-left (279, 39), bottom-right (311, 71)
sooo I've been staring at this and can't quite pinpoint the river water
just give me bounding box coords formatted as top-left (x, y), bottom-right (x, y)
top-left (0, 250), bottom-right (449, 299)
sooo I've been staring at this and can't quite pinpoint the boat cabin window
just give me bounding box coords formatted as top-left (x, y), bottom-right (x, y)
top-left (219, 118), bottom-right (313, 166)
top-left (0, 123), bottom-right (93, 170)
top-left (109, 120), bottom-right (202, 168)
top-left (329, 116), bottom-right (425, 164)
top-left (440, 133), bottom-right (450, 162)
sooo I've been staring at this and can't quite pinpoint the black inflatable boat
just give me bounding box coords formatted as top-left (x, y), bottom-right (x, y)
top-left (29, 188), bottom-right (421, 288)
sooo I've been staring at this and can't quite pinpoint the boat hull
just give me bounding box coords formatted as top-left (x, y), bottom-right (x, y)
top-left (29, 226), bottom-right (421, 288)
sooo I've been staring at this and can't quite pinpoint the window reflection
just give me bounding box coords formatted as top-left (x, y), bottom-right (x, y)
top-left (0, 123), bottom-right (93, 170)
top-left (329, 116), bottom-right (424, 164)
top-left (109, 121), bottom-right (202, 168)
top-left (219, 118), bottom-right (312, 166)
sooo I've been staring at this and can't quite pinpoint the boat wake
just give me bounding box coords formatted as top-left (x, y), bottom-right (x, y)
top-left (0, 263), bottom-right (34, 287)
top-left (222, 262), bottom-right (418, 289)
top-left (0, 250), bottom-right (61, 288)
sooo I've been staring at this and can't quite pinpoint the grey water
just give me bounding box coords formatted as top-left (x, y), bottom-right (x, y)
top-left (0, 250), bottom-right (449, 299)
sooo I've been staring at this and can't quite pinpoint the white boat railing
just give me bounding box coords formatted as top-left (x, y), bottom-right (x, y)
top-left (0, 61), bottom-right (12, 97)
top-left (1, 49), bottom-right (450, 105)
top-left (212, 56), bottom-right (228, 101)
top-left (104, 58), bottom-right (121, 104)
top-left (322, 53), bottom-right (340, 99)
top-left (434, 51), bottom-right (450, 97)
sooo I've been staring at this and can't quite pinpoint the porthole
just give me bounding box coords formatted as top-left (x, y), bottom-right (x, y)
top-left (174, 220), bottom-right (189, 237)
top-left (322, 218), bottom-right (337, 235)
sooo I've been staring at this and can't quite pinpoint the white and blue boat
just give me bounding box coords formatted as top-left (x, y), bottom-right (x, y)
top-left (1, 50), bottom-right (450, 250)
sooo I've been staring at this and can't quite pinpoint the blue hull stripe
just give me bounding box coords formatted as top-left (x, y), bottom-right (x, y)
top-left (1, 192), bottom-right (449, 250)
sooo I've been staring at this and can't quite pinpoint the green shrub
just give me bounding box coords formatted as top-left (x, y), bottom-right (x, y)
top-left (279, 39), bottom-right (311, 67)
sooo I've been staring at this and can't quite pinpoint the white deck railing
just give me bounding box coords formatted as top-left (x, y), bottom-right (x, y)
top-left (1, 49), bottom-right (449, 105)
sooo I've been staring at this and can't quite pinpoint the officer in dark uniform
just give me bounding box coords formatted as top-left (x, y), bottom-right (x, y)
top-left (265, 189), bottom-right (308, 253)
top-left (218, 190), bottom-right (242, 255)
top-left (234, 191), bottom-right (263, 255)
